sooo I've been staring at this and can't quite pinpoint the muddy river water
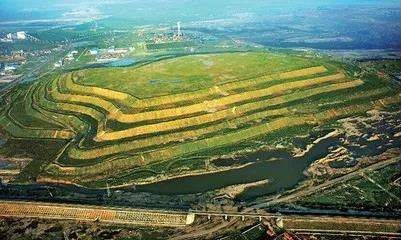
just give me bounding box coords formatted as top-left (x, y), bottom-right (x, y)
top-left (135, 135), bottom-right (341, 199)
top-left (136, 121), bottom-right (400, 199)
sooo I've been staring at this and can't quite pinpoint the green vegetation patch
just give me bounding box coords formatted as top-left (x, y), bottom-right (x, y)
top-left (298, 163), bottom-right (401, 210)
top-left (76, 52), bottom-right (318, 98)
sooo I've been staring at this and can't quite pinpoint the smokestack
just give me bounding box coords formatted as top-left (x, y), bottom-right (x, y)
top-left (177, 21), bottom-right (182, 36)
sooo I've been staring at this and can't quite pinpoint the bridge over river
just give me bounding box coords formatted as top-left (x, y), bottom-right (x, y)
top-left (0, 200), bottom-right (400, 238)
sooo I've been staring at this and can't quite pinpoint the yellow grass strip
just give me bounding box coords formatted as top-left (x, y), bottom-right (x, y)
top-left (46, 116), bottom-right (311, 179)
top-left (50, 76), bottom-right (118, 116)
top-left (315, 95), bottom-right (400, 123)
top-left (114, 73), bottom-right (345, 123)
top-left (43, 80), bottom-right (106, 134)
top-left (52, 71), bottom-right (339, 125)
top-left (70, 108), bottom-right (289, 160)
top-left (33, 84), bottom-right (85, 133)
top-left (66, 66), bottom-right (326, 111)
top-left (60, 66), bottom-right (328, 116)
top-left (35, 82), bottom-right (98, 133)
top-left (46, 94), bottom-right (399, 181)
top-left (96, 79), bottom-right (362, 141)
top-left (135, 66), bottom-right (328, 109)
top-left (65, 73), bottom-right (138, 104)
top-left (70, 79), bottom-right (371, 160)
top-left (372, 94), bottom-right (400, 108)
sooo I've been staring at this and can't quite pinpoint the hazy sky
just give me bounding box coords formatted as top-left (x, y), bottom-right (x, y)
top-left (0, 1), bottom-right (399, 49)
top-left (1, 0), bottom-right (399, 22)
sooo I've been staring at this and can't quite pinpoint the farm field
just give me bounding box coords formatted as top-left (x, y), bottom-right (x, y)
top-left (0, 51), bottom-right (399, 189)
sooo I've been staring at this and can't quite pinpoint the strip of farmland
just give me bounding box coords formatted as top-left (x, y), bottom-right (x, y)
top-left (0, 200), bottom-right (194, 227)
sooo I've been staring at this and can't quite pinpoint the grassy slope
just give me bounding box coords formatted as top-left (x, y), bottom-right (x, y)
top-left (0, 51), bottom-right (399, 187)
top-left (77, 52), bottom-right (317, 98)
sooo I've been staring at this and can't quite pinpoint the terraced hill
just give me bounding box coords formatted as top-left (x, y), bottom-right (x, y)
top-left (0, 51), bottom-right (399, 188)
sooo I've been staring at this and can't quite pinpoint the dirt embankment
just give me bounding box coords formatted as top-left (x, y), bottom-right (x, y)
top-left (292, 130), bottom-right (341, 158)
top-left (216, 179), bottom-right (269, 199)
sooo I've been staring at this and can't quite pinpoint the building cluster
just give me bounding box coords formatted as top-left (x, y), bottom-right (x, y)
top-left (0, 62), bottom-right (19, 75)
top-left (152, 22), bottom-right (185, 44)
top-left (90, 46), bottom-right (134, 63)
top-left (0, 62), bottom-right (22, 84)
top-left (0, 50), bottom-right (27, 63)
top-left (28, 49), bottom-right (53, 57)
top-left (0, 31), bottom-right (27, 42)
top-left (152, 33), bottom-right (171, 44)
top-left (65, 50), bottom-right (79, 61)
top-left (54, 50), bottom-right (79, 68)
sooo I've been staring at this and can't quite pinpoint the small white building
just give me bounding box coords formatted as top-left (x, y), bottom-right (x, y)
top-left (54, 61), bottom-right (62, 68)
top-left (16, 31), bottom-right (27, 40)
top-left (4, 65), bottom-right (16, 71)
top-left (114, 48), bottom-right (128, 54)
top-left (64, 51), bottom-right (76, 61)
top-left (89, 49), bottom-right (98, 55)
top-left (107, 46), bottom-right (116, 53)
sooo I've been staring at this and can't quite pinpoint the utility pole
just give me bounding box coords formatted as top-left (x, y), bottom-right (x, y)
top-left (106, 182), bottom-right (111, 198)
